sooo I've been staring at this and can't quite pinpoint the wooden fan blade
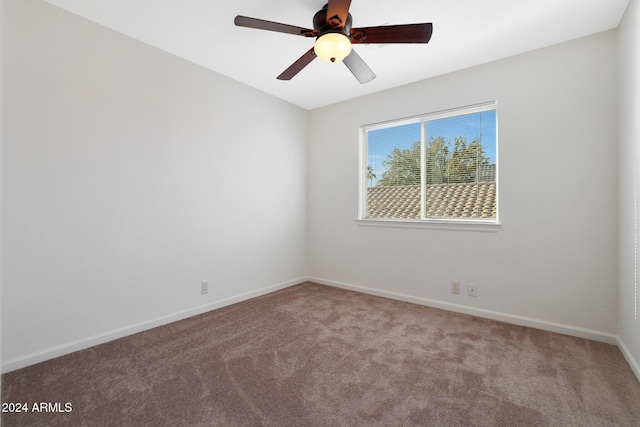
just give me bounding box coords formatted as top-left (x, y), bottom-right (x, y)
top-left (350, 23), bottom-right (433, 44)
top-left (277, 48), bottom-right (317, 80)
top-left (326, 0), bottom-right (352, 29)
top-left (343, 50), bottom-right (376, 84)
top-left (234, 16), bottom-right (316, 37)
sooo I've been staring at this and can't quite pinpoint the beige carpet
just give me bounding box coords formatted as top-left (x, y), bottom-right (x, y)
top-left (2, 282), bottom-right (640, 426)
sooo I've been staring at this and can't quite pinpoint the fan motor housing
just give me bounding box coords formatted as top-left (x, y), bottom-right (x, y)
top-left (313, 5), bottom-right (352, 37)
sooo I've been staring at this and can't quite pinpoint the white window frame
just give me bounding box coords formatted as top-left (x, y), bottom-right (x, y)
top-left (357, 101), bottom-right (500, 231)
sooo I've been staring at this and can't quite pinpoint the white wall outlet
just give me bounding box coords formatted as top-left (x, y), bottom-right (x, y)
top-left (451, 281), bottom-right (460, 294)
top-left (468, 283), bottom-right (478, 297)
top-left (201, 281), bottom-right (209, 295)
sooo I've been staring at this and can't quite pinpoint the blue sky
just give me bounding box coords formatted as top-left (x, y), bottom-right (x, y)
top-left (367, 110), bottom-right (496, 185)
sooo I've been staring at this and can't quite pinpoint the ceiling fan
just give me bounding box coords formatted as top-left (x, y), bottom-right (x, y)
top-left (234, 0), bottom-right (433, 84)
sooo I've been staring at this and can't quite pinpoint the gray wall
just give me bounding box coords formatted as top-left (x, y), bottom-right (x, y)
top-left (618, 0), bottom-right (640, 378)
top-left (2, 0), bottom-right (308, 368)
top-left (308, 31), bottom-right (619, 340)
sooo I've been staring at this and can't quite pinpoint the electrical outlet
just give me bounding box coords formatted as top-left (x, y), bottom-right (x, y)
top-left (451, 281), bottom-right (460, 294)
top-left (201, 281), bottom-right (208, 295)
top-left (468, 283), bottom-right (478, 297)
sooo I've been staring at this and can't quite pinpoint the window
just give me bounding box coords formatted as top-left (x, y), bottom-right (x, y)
top-left (359, 102), bottom-right (498, 224)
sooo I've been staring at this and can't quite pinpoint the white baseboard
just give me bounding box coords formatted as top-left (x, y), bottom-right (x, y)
top-left (309, 277), bottom-right (620, 345)
top-left (618, 337), bottom-right (640, 383)
top-left (2, 277), bottom-right (306, 373)
top-left (5, 276), bottom-right (636, 380)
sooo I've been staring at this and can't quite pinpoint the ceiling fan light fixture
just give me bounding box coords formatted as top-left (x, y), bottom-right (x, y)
top-left (314, 32), bottom-right (352, 63)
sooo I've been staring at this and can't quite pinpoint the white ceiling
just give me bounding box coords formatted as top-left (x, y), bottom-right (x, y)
top-left (43, 0), bottom-right (629, 110)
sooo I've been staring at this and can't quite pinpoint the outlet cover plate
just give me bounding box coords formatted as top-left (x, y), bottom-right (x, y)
top-left (468, 283), bottom-right (478, 297)
top-left (451, 281), bottom-right (460, 294)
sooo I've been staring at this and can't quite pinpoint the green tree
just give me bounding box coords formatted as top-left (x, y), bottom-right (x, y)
top-left (377, 141), bottom-right (421, 186)
top-left (446, 136), bottom-right (490, 183)
top-left (367, 165), bottom-right (377, 186)
top-left (424, 136), bottom-right (450, 184)
top-left (376, 135), bottom-right (491, 186)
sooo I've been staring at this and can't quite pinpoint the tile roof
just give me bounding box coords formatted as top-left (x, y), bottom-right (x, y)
top-left (367, 182), bottom-right (497, 220)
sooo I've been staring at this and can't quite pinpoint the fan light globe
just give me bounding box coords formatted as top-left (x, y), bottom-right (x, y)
top-left (314, 33), bottom-right (352, 63)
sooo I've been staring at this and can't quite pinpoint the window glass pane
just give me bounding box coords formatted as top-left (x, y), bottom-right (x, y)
top-left (425, 110), bottom-right (496, 220)
top-left (366, 122), bottom-right (421, 219)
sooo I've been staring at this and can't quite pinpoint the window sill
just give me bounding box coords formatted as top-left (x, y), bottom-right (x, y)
top-left (356, 218), bottom-right (501, 232)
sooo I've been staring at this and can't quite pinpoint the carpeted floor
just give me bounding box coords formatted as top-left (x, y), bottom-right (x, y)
top-left (2, 282), bottom-right (640, 426)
